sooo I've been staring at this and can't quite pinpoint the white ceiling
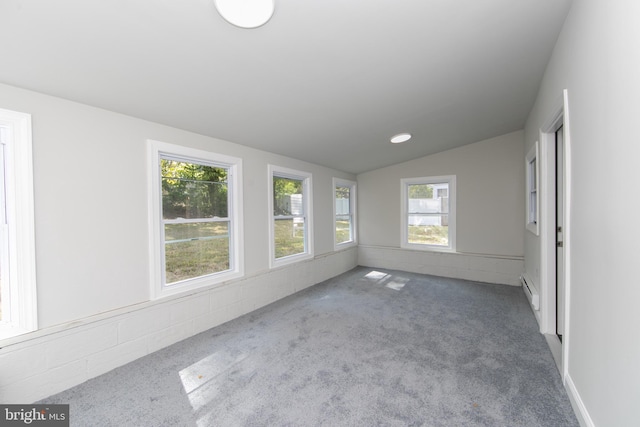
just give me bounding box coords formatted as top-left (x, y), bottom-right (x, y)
top-left (0, 0), bottom-right (571, 174)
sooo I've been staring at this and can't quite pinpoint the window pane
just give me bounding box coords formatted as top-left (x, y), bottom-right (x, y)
top-left (0, 112), bottom-right (38, 337)
top-left (164, 222), bottom-right (230, 283)
top-left (273, 176), bottom-right (303, 216)
top-left (336, 214), bottom-right (351, 244)
top-left (0, 143), bottom-right (6, 323)
top-left (335, 185), bottom-right (352, 244)
top-left (408, 183), bottom-right (434, 200)
top-left (408, 214), bottom-right (449, 246)
top-left (274, 218), bottom-right (305, 258)
top-left (530, 159), bottom-right (537, 191)
top-left (161, 159), bottom-right (228, 220)
top-left (437, 188), bottom-right (448, 198)
top-left (335, 186), bottom-right (350, 214)
top-left (408, 183), bottom-right (448, 214)
top-left (530, 190), bottom-right (537, 223)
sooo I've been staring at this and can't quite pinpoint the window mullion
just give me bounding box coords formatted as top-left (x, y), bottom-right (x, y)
top-left (163, 217), bottom-right (229, 225)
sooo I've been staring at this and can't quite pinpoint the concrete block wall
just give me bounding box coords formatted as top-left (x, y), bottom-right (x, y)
top-left (358, 245), bottom-right (523, 286)
top-left (0, 247), bottom-right (358, 403)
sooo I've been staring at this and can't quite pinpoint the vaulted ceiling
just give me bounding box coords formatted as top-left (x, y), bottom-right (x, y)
top-left (0, 0), bottom-right (571, 174)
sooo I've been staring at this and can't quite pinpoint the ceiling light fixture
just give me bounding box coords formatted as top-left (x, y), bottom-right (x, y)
top-left (214, 0), bottom-right (275, 29)
top-left (390, 133), bottom-right (412, 144)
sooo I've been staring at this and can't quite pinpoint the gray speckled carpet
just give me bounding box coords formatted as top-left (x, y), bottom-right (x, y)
top-left (41, 267), bottom-right (578, 426)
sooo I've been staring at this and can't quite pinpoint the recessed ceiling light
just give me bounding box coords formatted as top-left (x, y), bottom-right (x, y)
top-left (390, 133), bottom-right (412, 144)
top-left (214, 0), bottom-right (275, 29)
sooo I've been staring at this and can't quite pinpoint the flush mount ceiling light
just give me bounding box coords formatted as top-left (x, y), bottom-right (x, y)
top-left (214, 0), bottom-right (275, 29)
top-left (390, 133), bottom-right (412, 144)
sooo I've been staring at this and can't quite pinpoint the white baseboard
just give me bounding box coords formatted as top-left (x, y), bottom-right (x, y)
top-left (358, 245), bottom-right (523, 286)
top-left (565, 374), bottom-right (595, 427)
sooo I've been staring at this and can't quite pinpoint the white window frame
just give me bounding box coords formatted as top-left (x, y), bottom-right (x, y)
top-left (148, 140), bottom-right (243, 299)
top-left (526, 141), bottom-right (540, 235)
top-left (401, 175), bottom-right (456, 252)
top-left (333, 178), bottom-right (357, 250)
top-left (268, 165), bottom-right (313, 268)
top-left (0, 108), bottom-right (37, 341)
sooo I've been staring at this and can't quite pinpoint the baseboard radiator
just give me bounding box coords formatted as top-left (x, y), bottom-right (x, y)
top-left (520, 274), bottom-right (540, 311)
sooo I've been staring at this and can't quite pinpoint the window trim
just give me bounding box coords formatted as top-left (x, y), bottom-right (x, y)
top-left (148, 139), bottom-right (244, 299)
top-left (401, 175), bottom-right (456, 252)
top-left (333, 178), bottom-right (357, 250)
top-left (0, 108), bottom-right (37, 341)
top-left (526, 141), bottom-right (540, 235)
top-left (268, 165), bottom-right (313, 268)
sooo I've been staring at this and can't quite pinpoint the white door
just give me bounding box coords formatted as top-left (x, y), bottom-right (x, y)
top-left (556, 125), bottom-right (565, 339)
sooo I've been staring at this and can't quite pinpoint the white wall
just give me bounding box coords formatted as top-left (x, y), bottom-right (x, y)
top-left (0, 83), bottom-right (357, 402)
top-left (358, 131), bottom-right (524, 285)
top-left (523, 0), bottom-right (640, 425)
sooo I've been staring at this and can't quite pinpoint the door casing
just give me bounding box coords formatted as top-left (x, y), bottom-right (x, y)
top-left (539, 89), bottom-right (572, 381)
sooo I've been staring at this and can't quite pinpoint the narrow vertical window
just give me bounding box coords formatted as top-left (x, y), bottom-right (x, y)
top-left (333, 178), bottom-right (357, 249)
top-left (269, 165), bottom-right (313, 267)
top-left (0, 109), bottom-right (37, 340)
top-left (0, 128), bottom-right (9, 326)
top-left (526, 141), bottom-right (539, 235)
top-left (529, 159), bottom-right (537, 221)
top-left (148, 140), bottom-right (243, 298)
top-left (401, 175), bottom-right (456, 251)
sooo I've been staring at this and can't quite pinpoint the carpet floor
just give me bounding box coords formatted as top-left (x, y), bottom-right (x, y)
top-left (41, 267), bottom-right (579, 426)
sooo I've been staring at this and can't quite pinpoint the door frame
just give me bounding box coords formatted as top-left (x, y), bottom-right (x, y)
top-left (539, 89), bottom-right (572, 381)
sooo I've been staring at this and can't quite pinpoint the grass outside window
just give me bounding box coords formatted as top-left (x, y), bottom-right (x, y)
top-left (335, 219), bottom-right (351, 244)
top-left (164, 222), bottom-right (230, 283)
top-left (274, 218), bottom-right (305, 259)
top-left (407, 225), bottom-right (449, 246)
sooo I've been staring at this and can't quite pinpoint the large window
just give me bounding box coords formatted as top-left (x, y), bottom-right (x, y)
top-left (333, 178), bottom-right (357, 249)
top-left (148, 140), bottom-right (243, 298)
top-left (0, 109), bottom-right (37, 340)
top-left (401, 175), bottom-right (456, 251)
top-left (268, 165), bottom-right (313, 267)
top-left (526, 141), bottom-right (539, 235)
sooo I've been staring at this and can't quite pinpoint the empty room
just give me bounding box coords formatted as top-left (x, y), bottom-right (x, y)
top-left (0, 0), bottom-right (638, 426)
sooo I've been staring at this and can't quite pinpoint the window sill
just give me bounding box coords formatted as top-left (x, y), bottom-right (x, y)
top-left (0, 324), bottom-right (36, 343)
top-left (270, 252), bottom-right (313, 269)
top-left (401, 242), bottom-right (456, 253)
top-left (334, 240), bottom-right (357, 251)
top-left (153, 269), bottom-right (244, 300)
